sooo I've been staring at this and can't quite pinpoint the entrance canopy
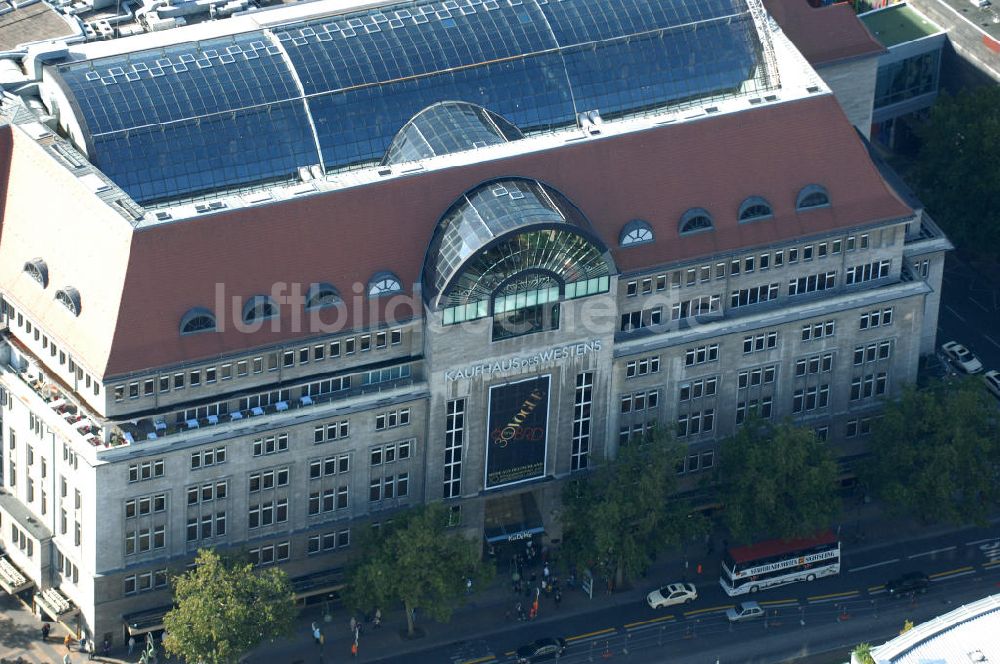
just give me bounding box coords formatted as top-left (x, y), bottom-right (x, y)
top-left (484, 491), bottom-right (544, 544)
top-left (0, 555), bottom-right (33, 594)
top-left (36, 587), bottom-right (77, 621)
top-left (124, 604), bottom-right (172, 636)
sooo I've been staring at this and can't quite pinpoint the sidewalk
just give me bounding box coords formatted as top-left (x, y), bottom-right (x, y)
top-left (248, 497), bottom-right (996, 664)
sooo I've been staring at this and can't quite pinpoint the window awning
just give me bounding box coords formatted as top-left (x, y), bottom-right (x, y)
top-left (35, 587), bottom-right (77, 621)
top-left (484, 491), bottom-right (544, 544)
top-left (123, 605), bottom-right (172, 636)
top-left (0, 555), bottom-right (34, 594)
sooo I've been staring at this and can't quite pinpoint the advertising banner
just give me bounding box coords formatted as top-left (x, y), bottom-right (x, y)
top-left (485, 375), bottom-right (550, 489)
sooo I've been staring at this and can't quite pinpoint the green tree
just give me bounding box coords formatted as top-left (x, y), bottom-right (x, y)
top-left (560, 429), bottom-right (706, 590)
top-left (852, 643), bottom-right (875, 664)
top-left (346, 503), bottom-right (494, 637)
top-left (162, 548), bottom-right (297, 664)
top-left (912, 86), bottom-right (1000, 258)
top-left (862, 377), bottom-right (1000, 525)
top-left (718, 419), bottom-right (840, 543)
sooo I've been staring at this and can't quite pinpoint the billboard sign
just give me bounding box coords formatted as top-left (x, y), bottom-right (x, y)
top-left (485, 375), bottom-right (550, 489)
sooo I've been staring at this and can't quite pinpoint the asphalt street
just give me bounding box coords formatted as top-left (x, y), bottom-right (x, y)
top-left (938, 252), bottom-right (1000, 373)
top-left (378, 524), bottom-right (1000, 664)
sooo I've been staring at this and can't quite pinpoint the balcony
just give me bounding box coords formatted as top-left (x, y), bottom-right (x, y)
top-left (113, 373), bottom-right (423, 448)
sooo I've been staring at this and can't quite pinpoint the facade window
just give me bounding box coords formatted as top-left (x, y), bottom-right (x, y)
top-left (736, 397), bottom-right (773, 424)
top-left (795, 353), bottom-right (834, 376)
top-left (368, 272), bottom-right (403, 297)
top-left (678, 208), bottom-right (714, 235)
top-left (788, 271), bottom-right (837, 296)
top-left (737, 365), bottom-right (777, 388)
top-left (620, 389), bottom-right (659, 413)
top-left (684, 344), bottom-right (719, 367)
top-left (859, 307), bottom-right (893, 330)
top-left (305, 283), bottom-right (341, 310)
top-left (619, 219), bottom-right (654, 247)
top-left (625, 355), bottom-right (660, 378)
top-left (443, 399), bottom-right (465, 499)
top-left (743, 331), bottom-right (778, 354)
top-left (677, 410), bottom-right (715, 437)
top-left (850, 372), bottom-right (889, 401)
top-left (738, 196), bottom-right (772, 222)
top-left (801, 320), bottom-right (836, 342)
top-left (796, 184), bottom-right (830, 210)
top-left (252, 433), bottom-right (289, 457)
top-left (853, 341), bottom-right (893, 365)
top-left (375, 408), bottom-right (411, 431)
top-left (314, 419), bottom-right (350, 443)
top-left (572, 372), bottom-right (593, 471)
top-left (127, 460), bottom-right (165, 483)
top-left (309, 454), bottom-right (351, 479)
top-left (792, 385), bottom-right (830, 413)
top-left (846, 260), bottom-right (891, 286)
top-left (55, 288), bottom-right (81, 316)
top-left (678, 376), bottom-right (718, 402)
top-left (242, 295), bottom-right (278, 323)
top-left (730, 283), bottom-right (778, 308)
top-left (179, 308), bottom-right (217, 335)
top-left (671, 295), bottom-right (721, 320)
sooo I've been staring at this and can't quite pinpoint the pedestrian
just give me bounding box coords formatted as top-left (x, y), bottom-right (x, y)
top-left (466, 577), bottom-right (473, 594)
top-left (64, 634), bottom-right (74, 651)
top-left (351, 641), bottom-right (358, 658)
top-left (350, 616), bottom-right (357, 636)
top-left (79, 634), bottom-right (87, 653)
top-left (543, 564), bottom-right (550, 581)
top-left (374, 608), bottom-right (382, 628)
top-left (101, 637), bottom-right (111, 657)
top-left (312, 622), bottom-right (322, 645)
top-left (41, 622), bottom-right (50, 641)
top-left (62, 653), bottom-right (71, 664)
top-left (128, 635), bottom-right (136, 655)
top-left (87, 638), bottom-right (95, 661)
top-left (555, 590), bottom-right (562, 608)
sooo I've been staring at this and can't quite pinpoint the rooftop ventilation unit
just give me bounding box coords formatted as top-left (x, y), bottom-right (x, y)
top-left (297, 166), bottom-right (314, 182)
top-left (195, 201), bottom-right (226, 213)
top-left (576, 109), bottom-right (603, 135)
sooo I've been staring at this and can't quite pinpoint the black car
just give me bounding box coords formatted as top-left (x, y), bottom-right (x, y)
top-left (886, 571), bottom-right (929, 596)
top-left (516, 637), bottom-right (567, 663)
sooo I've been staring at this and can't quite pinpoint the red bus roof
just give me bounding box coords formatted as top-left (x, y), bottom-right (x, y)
top-left (728, 531), bottom-right (837, 564)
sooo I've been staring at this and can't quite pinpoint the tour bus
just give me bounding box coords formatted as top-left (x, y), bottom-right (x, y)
top-left (720, 531), bottom-right (840, 596)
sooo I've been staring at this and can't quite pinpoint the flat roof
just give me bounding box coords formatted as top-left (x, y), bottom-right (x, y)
top-left (860, 3), bottom-right (944, 48)
top-left (0, 0), bottom-right (76, 50)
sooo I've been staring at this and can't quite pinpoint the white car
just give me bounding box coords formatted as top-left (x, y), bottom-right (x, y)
top-left (726, 601), bottom-right (764, 623)
top-left (984, 370), bottom-right (1000, 400)
top-left (646, 582), bottom-right (697, 609)
top-left (941, 341), bottom-right (984, 374)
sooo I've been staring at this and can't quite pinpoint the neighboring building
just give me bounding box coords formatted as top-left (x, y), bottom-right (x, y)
top-left (765, 0), bottom-right (887, 137)
top-left (0, 0), bottom-right (949, 645)
top-left (849, 593), bottom-right (1000, 663)
top-left (861, 3), bottom-right (947, 149)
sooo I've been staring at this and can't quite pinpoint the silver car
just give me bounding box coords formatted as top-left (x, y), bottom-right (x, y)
top-left (726, 601), bottom-right (764, 623)
top-left (941, 341), bottom-right (983, 374)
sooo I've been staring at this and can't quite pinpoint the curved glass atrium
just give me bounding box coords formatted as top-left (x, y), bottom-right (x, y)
top-left (55, 0), bottom-right (772, 204)
top-left (424, 178), bottom-right (612, 323)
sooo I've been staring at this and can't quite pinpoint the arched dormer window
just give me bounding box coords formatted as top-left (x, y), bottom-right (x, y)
top-left (796, 185), bottom-right (830, 211)
top-left (305, 283), bottom-right (341, 310)
top-left (242, 295), bottom-right (278, 323)
top-left (678, 208), bottom-right (714, 236)
top-left (368, 272), bottom-right (402, 298)
top-left (738, 197), bottom-right (773, 223)
top-left (23, 259), bottom-right (48, 287)
top-left (619, 220), bottom-right (654, 247)
top-left (55, 287), bottom-right (81, 316)
top-left (179, 307), bottom-right (217, 335)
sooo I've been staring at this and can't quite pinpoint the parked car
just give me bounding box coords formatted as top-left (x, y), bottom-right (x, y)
top-left (726, 601), bottom-right (764, 623)
top-left (516, 637), bottom-right (567, 663)
top-left (941, 341), bottom-right (984, 374)
top-left (646, 582), bottom-right (698, 609)
top-left (886, 571), bottom-right (929, 597)
top-left (984, 370), bottom-right (1000, 401)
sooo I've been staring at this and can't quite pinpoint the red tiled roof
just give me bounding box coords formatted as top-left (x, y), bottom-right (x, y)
top-left (764, 0), bottom-right (885, 65)
top-left (0, 95), bottom-right (912, 377)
